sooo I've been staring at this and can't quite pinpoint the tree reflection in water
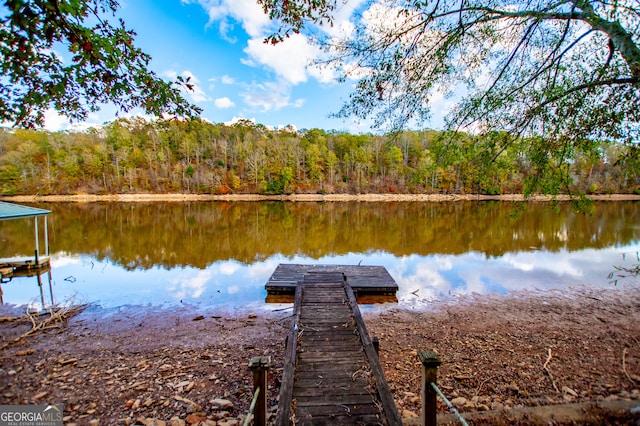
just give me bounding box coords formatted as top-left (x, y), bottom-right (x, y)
top-left (0, 201), bottom-right (637, 309)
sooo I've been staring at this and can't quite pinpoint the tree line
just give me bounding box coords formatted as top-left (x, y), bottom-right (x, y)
top-left (0, 117), bottom-right (638, 196)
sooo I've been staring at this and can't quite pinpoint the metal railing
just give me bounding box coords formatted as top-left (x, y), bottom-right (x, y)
top-left (243, 385), bottom-right (262, 426)
top-left (430, 381), bottom-right (470, 426)
top-left (419, 350), bottom-right (469, 426)
top-left (247, 349), bottom-right (469, 425)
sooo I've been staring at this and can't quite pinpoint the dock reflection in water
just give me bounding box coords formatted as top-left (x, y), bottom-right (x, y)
top-left (1, 269), bottom-right (55, 311)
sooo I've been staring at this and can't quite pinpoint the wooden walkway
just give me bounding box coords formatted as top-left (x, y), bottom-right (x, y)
top-left (275, 270), bottom-right (401, 425)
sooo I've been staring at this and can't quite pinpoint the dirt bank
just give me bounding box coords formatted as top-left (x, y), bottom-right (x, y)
top-left (2, 193), bottom-right (640, 203)
top-left (1, 285), bottom-right (639, 425)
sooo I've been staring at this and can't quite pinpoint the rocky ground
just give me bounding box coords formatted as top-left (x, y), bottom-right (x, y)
top-left (1, 285), bottom-right (640, 425)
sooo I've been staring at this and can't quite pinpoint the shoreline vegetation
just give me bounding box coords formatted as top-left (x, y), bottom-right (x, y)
top-left (3, 192), bottom-right (640, 203)
top-left (2, 122), bottom-right (639, 199)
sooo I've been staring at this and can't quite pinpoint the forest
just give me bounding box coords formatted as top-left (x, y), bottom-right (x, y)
top-left (0, 117), bottom-right (638, 196)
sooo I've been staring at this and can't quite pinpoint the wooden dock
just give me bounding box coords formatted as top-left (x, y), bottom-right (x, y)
top-left (0, 257), bottom-right (51, 282)
top-left (266, 264), bottom-right (398, 296)
top-left (274, 268), bottom-right (401, 425)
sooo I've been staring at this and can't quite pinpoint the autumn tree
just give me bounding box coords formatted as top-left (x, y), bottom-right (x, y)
top-left (0, 0), bottom-right (200, 128)
top-left (260, 0), bottom-right (640, 196)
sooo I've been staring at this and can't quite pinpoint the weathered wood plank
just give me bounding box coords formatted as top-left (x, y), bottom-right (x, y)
top-left (274, 267), bottom-right (401, 426)
top-left (295, 414), bottom-right (384, 426)
top-left (344, 281), bottom-right (403, 426)
top-left (292, 386), bottom-right (375, 398)
top-left (293, 394), bottom-right (376, 406)
top-left (295, 404), bottom-right (382, 417)
top-left (293, 378), bottom-right (370, 389)
top-left (265, 264), bottom-right (398, 296)
top-left (274, 284), bottom-right (302, 426)
top-left (293, 370), bottom-right (365, 380)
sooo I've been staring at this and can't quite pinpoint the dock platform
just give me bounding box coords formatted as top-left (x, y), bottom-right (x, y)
top-left (0, 257), bottom-right (51, 281)
top-left (266, 264), bottom-right (398, 296)
top-left (275, 268), bottom-right (401, 425)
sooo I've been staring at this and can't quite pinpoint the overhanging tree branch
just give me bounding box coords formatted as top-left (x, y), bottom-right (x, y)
top-left (262, 0), bottom-right (640, 197)
top-left (0, 0), bottom-right (201, 128)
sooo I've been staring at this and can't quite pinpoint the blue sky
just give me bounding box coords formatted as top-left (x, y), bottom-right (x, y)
top-left (44, 0), bottom-right (454, 133)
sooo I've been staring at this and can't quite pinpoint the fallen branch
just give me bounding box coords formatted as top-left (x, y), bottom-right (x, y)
top-left (0, 304), bottom-right (86, 351)
top-left (543, 348), bottom-right (559, 393)
top-left (26, 307), bottom-right (37, 329)
top-left (474, 375), bottom-right (495, 398)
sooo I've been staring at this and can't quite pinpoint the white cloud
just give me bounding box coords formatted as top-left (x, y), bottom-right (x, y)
top-left (362, 2), bottom-right (402, 36)
top-left (221, 75), bottom-right (235, 85)
top-left (225, 116), bottom-right (256, 126)
top-left (218, 19), bottom-right (238, 43)
top-left (188, 0), bottom-right (340, 86)
top-left (215, 97), bottom-right (235, 109)
top-left (244, 34), bottom-right (320, 85)
top-left (323, 0), bottom-right (364, 39)
top-left (43, 109), bottom-right (70, 132)
top-left (184, 0), bottom-right (270, 38)
top-left (164, 69), bottom-right (211, 103)
top-left (307, 62), bottom-right (338, 84)
top-left (42, 109), bottom-right (106, 132)
top-left (242, 80), bottom-right (294, 112)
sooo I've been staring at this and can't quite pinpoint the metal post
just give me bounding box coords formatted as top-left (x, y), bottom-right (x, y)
top-left (419, 350), bottom-right (441, 426)
top-left (34, 217), bottom-right (39, 263)
top-left (248, 355), bottom-right (271, 426)
top-left (44, 215), bottom-right (49, 257)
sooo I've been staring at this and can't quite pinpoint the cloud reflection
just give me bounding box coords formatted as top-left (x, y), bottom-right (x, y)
top-left (219, 261), bottom-right (240, 275)
top-left (168, 269), bottom-right (213, 300)
top-left (2, 243), bottom-right (638, 310)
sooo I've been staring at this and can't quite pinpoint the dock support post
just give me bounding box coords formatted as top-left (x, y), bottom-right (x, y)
top-left (249, 355), bottom-right (271, 426)
top-left (419, 350), bottom-right (441, 426)
top-left (373, 336), bottom-right (379, 355)
top-left (34, 217), bottom-right (39, 262)
top-left (44, 215), bottom-right (49, 257)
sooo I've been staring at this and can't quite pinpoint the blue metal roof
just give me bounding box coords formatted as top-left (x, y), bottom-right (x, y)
top-left (0, 201), bottom-right (51, 220)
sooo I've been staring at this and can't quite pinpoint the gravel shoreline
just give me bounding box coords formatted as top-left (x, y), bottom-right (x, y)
top-left (1, 285), bottom-right (639, 424)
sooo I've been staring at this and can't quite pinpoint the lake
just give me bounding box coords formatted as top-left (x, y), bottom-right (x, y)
top-left (0, 201), bottom-right (638, 312)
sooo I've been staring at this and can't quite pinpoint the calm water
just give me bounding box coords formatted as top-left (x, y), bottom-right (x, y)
top-left (0, 201), bottom-right (638, 311)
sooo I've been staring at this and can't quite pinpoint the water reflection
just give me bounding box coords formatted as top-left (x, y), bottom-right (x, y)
top-left (0, 269), bottom-right (55, 311)
top-left (0, 201), bottom-right (638, 310)
top-left (0, 244), bottom-right (638, 311)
